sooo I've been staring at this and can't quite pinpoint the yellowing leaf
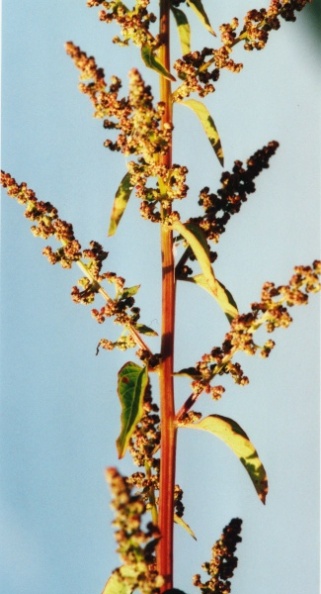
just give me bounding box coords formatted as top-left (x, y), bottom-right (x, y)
top-left (179, 99), bottom-right (224, 166)
top-left (108, 172), bottom-right (133, 236)
top-left (187, 273), bottom-right (238, 322)
top-left (173, 219), bottom-right (218, 290)
top-left (174, 221), bottom-right (238, 321)
top-left (141, 45), bottom-right (176, 81)
top-left (171, 6), bottom-right (191, 55)
top-left (186, 0), bottom-right (216, 36)
top-left (116, 362), bottom-right (149, 458)
top-left (101, 571), bottom-right (132, 594)
top-left (180, 414), bottom-right (268, 503)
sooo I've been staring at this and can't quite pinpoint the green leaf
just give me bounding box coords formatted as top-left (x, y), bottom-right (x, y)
top-left (180, 414), bottom-right (268, 503)
top-left (179, 99), bottom-right (224, 166)
top-left (186, 0), bottom-right (216, 36)
top-left (116, 362), bottom-right (149, 458)
top-left (174, 513), bottom-right (197, 540)
top-left (187, 273), bottom-right (238, 322)
top-left (135, 323), bottom-right (158, 336)
top-left (101, 571), bottom-right (132, 594)
top-left (171, 5), bottom-right (191, 55)
top-left (108, 172), bottom-right (133, 236)
top-left (120, 285), bottom-right (141, 299)
top-left (141, 45), bottom-right (176, 81)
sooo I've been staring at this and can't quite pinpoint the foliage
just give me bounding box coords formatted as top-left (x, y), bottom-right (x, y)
top-left (1, 1), bottom-right (319, 593)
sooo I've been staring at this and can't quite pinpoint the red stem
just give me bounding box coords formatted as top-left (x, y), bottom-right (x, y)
top-left (157, 0), bottom-right (177, 590)
top-left (158, 226), bottom-right (176, 590)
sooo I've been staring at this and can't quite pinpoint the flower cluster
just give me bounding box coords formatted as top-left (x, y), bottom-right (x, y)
top-left (66, 42), bottom-right (180, 223)
top-left (87, 0), bottom-right (159, 48)
top-left (127, 383), bottom-right (186, 521)
top-left (106, 467), bottom-right (163, 594)
top-left (0, 171), bottom-right (155, 357)
top-left (178, 261), bottom-right (321, 409)
top-left (193, 518), bottom-right (243, 594)
top-left (104, 68), bottom-right (172, 161)
top-left (216, 0), bottom-right (312, 67)
top-left (172, 17), bottom-right (241, 101)
top-left (216, 0), bottom-right (311, 61)
top-left (123, 160), bottom-right (188, 222)
top-left (173, 49), bottom-right (220, 101)
top-left (176, 141), bottom-right (279, 281)
top-left (195, 141), bottom-right (279, 244)
top-left (128, 382), bottom-right (161, 469)
top-left (66, 43), bottom-right (171, 164)
top-left (241, 0), bottom-right (311, 51)
top-left (1, 171), bottom-right (82, 268)
top-left (173, 0), bottom-right (311, 100)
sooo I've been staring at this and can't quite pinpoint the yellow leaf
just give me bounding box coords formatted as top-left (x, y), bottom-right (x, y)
top-left (180, 414), bottom-right (268, 503)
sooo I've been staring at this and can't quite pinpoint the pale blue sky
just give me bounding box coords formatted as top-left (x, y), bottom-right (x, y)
top-left (1, 1), bottom-right (320, 594)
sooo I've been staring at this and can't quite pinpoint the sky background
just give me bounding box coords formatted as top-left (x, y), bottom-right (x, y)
top-left (1, 1), bottom-right (320, 594)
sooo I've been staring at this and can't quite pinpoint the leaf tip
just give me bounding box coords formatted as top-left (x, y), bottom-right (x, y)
top-left (116, 438), bottom-right (124, 459)
top-left (258, 481), bottom-right (268, 505)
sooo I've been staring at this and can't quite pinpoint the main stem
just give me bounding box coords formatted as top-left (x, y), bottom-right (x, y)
top-left (157, 0), bottom-right (176, 590)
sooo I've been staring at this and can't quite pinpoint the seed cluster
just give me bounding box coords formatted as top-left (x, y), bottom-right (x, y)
top-left (193, 518), bottom-right (243, 594)
top-left (180, 261), bottom-right (321, 407)
top-left (173, 49), bottom-right (220, 101)
top-left (87, 0), bottom-right (158, 48)
top-left (129, 383), bottom-right (161, 469)
top-left (176, 141), bottom-right (279, 280)
top-left (241, 0), bottom-right (311, 50)
top-left (127, 383), bottom-right (186, 520)
top-left (65, 42), bottom-right (189, 223)
top-left (196, 141), bottom-right (279, 244)
top-left (173, 0), bottom-right (311, 101)
top-left (1, 171), bottom-right (82, 267)
top-left (106, 467), bottom-right (163, 594)
top-left (129, 161), bottom-right (189, 223)
top-left (0, 171), bottom-right (153, 356)
top-left (215, 0), bottom-right (311, 68)
top-left (65, 43), bottom-right (171, 163)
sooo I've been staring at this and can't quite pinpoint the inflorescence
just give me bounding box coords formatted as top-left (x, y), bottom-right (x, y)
top-left (65, 42), bottom-right (171, 162)
top-left (127, 380), bottom-right (186, 523)
top-left (106, 467), bottom-right (164, 594)
top-left (193, 518), bottom-right (243, 594)
top-left (0, 171), bottom-right (155, 357)
top-left (195, 141), bottom-right (280, 243)
top-left (87, 0), bottom-right (159, 48)
top-left (1, 2), bottom-right (317, 591)
top-left (177, 260), bottom-right (321, 416)
top-left (176, 141), bottom-right (279, 278)
top-left (172, 0), bottom-right (312, 100)
top-left (65, 42), bottom-right (190, 224)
